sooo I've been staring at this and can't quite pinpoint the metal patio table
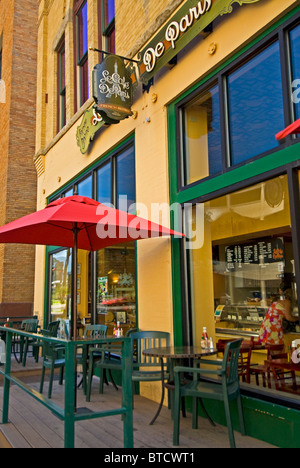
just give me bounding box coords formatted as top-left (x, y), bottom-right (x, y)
top-left (143, 345), bottom-right (218, 425)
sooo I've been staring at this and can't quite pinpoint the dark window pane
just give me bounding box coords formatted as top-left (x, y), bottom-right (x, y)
top-left (97, 162), bottom-right (112, 205)
top-left (227, 41), bottom-right (284, 165)
top-left (290, 24), bottom-right (300, 120)
top-left (116, 146), bottom-right (135, 212)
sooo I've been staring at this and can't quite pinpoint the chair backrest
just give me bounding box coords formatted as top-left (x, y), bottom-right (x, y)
top-left (222, 339), bottom-right (243, 386)
top-left (267, 343), bottom-right (287, 360)
top-left (83, 324), bottom-right (107, 339)
top-left (238, 345), bottom-right (252, 383)
top-left (41, 329), bottom-right (58, 360)
top-left (47, 321), bottom-right (60, 337)
top-left (22, 319), bottom-right (39, 333)
top-left (129, 331), bottom-right (170, 367)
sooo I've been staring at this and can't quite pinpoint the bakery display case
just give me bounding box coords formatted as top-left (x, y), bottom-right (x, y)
top-left (215, 304), bottom-right (267, 338)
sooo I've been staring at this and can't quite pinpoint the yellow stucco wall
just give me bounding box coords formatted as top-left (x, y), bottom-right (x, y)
top-left (34, 0), bottom-right (299, 403)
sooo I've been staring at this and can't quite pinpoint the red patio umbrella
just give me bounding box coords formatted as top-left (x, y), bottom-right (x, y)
top-left (0, 195), bottom-right (184, 339)
top-left (276, 118), bottom-right (300, 140)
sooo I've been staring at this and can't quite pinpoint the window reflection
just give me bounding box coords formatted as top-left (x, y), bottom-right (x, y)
top-left (97, 162), bottom-right (111, 205)
top-left (227, 41), bottom-right (284, 164)
top-left (77, 174), bottom-right (93, 198)
top-left (116, 146), bottom-right (135, 212)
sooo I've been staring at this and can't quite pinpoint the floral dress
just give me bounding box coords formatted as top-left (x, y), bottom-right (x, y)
top-left (258, 302), bottom-right (285, 345)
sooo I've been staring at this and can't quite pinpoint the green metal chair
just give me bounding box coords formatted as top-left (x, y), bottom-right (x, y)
top-left (86, 330), bottom-right (170, 407)
top-left (40, 330), bottom-right (65, 399)
top-left (30, 321), bottom-right (60, 364)
top-left (20, 319), bottom-right (39, 366)
top-left (173, 339), bottom-right (246, 449)
top-left (77, 324), bottom-right (107, 394)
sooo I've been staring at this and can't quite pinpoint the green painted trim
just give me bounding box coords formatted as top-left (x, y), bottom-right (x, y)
top-left (176, 142), bottom-right (300, 205)
top-left (184, 394), bottom-right (300, 448)
top-left (171, 238), bottom-right (184, 347)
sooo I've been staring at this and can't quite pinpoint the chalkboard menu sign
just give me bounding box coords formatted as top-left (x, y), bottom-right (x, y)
top-left (226, 237), bottom-right (285, 271)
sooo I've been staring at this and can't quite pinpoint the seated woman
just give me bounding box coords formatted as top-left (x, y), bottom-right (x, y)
top-left (258, 282), bottom-right (298, 345)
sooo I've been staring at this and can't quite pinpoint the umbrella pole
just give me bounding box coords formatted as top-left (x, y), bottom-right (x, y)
top-left (71, 224), bottom-right (79, 412)
top-left (71, 224), bottom-right (79, 341)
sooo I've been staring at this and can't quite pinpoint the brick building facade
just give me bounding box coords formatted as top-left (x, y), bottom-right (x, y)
top-left (0, 0), bottom-right (38, 316)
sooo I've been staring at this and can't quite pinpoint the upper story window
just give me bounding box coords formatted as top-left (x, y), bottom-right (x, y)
top-left (181, 82), bottom-right (222, 186)
top-left (99, 0), bottom-right (115, 55)
top-left (75, 0), bottom-right (89, 109)
top-left (227, 40), bottom-right (284, 166)
top-left (57, 38), bottom-right (66, 132)
top-left (177, 18), bottom-right (300, 189)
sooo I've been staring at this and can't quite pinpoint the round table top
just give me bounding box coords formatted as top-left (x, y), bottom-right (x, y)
top-left (142, 345), bottom-right (218, 359)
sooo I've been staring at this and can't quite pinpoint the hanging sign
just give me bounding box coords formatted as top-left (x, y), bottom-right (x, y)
top-left (92, 55), bottom-right (134, 123)
top-left (138, 0), bottom-right (263, 84)
top-left (76, 107), bottom-right (105, 154)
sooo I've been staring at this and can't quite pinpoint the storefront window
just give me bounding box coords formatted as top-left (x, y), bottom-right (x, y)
top-left (290, 23), bottom-right (300, 121)
top-left (47, 142), bottom-right (136, 333)
top-left (227, 41), bottom-right (284, 165)
top-left (49, 249), bottom-right (72, 337)
top-left (96, 243), bottom-right (136, 335)
top-left (181, 83), bottom-right (222, 185)
top-left (184, 175), bottom-right (299, 393)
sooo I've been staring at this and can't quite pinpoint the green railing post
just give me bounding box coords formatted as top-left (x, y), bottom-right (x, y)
top-left (2, 330), bottom-right (12, 424)
top-left (122, 337), bottom-right (134, 448)
top-left (64, 340), bottom-right (76, 449)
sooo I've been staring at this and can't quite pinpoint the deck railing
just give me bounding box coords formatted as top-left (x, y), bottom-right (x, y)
top-left (0, 327), bottom-right (134, 448)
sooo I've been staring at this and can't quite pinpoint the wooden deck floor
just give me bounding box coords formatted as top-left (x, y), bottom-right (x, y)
top-left (0, 357), bottom-right (275, 449)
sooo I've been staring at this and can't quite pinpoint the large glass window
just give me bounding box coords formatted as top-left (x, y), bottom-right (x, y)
top-left (184, 175), bottom-right (299, 394)
top-left (227, 41), bottom-right (284, 165)
top-left (178, 19), bottom-right (300, 189)
top-left (48, 142), bottom-right (136, 333)
top-left (181, 83), bottom-right (222, 185)
top-left (290, 23), bottom-right (300, 121)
